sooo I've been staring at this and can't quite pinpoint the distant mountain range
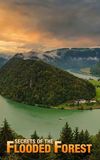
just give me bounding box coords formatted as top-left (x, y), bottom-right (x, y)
top-left (0, 48), bottom-right (100, 74)
top-left (91, 61), bottom-right (100, 76)
top-left (0, 54), bottom-right (11, 68)
top-left (13, 48), bottom-right (100, 73)
top-left (0, 55), bottom-right (96, 106)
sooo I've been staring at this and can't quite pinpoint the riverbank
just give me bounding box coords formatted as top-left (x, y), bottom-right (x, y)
top-left (52, 103), bottom-right (100, 110)
top-left (1, 95), bottom-right (100, 111)
top-left (3, 95), bottom-right (100, 111)
top-left (0, 95), bottom-right (100, 137)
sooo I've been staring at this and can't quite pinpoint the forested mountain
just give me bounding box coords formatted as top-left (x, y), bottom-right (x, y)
top-left (0, 55), bottom-right (96, 106)
top-left (91, 61), bottom-right (100, 76)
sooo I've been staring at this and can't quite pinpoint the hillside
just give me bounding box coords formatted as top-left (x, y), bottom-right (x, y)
top-left (91, 61), bottom-right (100, 76)
top-left (0, 55), bottom-right (96, 106)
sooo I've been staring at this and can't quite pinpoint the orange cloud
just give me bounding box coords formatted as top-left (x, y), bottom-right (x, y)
top-left (0, 1), bottom-right (99, 54)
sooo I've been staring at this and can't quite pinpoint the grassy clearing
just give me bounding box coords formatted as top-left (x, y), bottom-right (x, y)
top-left (52, 79), bottom-right (100, 110)
top-left (96, 88), bottom-right (100, 101)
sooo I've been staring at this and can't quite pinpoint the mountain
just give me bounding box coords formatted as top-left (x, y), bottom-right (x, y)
top-left (21, 48), bottom-right (100, 73)
top-left (0, 54), bottom-right (10, 68)
top-left (91, 61), bottom-right (100, 76)
top-left (0, 48), bottom-right (100, 74)
top-left (0, 55), bottom-right (96, 106)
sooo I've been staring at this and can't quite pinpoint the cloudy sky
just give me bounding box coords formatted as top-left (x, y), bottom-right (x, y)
top-left (0, 0), bottom-right (100, 54)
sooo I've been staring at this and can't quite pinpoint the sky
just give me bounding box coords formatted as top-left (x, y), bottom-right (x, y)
top-left (0, 0), bottom-right (100, 54)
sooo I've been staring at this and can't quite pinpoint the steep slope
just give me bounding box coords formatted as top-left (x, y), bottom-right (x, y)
top-left (0, 55), bottom-right (96, 106)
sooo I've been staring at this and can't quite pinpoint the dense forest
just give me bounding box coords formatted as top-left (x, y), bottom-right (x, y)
top-left (0, 119), bottom-right (100, 160)
top-left (91, 61), bottom-right (100, 76)
top-left (0, 56), bottom-right (96, 107)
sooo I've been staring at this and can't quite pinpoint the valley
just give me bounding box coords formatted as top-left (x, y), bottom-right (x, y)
top-left (0, 50), bottom-right (99, 140)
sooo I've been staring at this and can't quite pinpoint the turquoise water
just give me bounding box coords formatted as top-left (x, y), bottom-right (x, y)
top-left (0, 96), bottom-right (100, 138)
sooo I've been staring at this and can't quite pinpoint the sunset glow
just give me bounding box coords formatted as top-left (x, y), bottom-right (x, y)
top-left (0, 0), bottom-right (100, 54)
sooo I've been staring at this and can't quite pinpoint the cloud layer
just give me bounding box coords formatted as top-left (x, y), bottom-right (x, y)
top-left (0, 0), bottom-right (100, 53)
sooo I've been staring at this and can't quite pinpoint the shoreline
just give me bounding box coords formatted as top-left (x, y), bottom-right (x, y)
top-left (52, 104), bottom-right (100, 110)
top-left (1, 95), bottom-right (100, 111)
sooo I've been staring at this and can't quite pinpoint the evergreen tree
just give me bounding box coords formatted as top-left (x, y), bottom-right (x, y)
top-left (0, 119), bottom-right (15, 156)
top-left (84, 130), bottom-right (91, 144)
top-left (73, 127), bottom-right (79, 143)
top-left (55, 122), bottom-right (74, 160)
top-left (90, 131), bottom-right (100, 160)
top-left (79, 130), bottom-right (85, 144)
top-left (78, 130), bottom-right (91, 160)
top-left (31, 130), bottom-right (39, 140)
top-left (29, 131), bottom-right (40, 159)
top-left (60, 122), bottom-right (73, 144)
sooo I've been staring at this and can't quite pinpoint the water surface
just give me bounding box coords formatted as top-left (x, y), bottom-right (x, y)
top-left (0, 96), bottom-right (100, 138)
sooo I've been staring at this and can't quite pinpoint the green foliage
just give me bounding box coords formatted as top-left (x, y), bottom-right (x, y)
top-left (31, 130), bottom-right (39, 140)
top-left (2, 154), bottom-right (22, 160)
top-left (60, 122), bottom-right (73, 144)
top-left (0, 119), bottom-right (15, 156)
top-left (0, 57), bottom-right (96, 107)
top-left (73, 127), bottom-right (79, 143)
top-left (0, 120), bottom-right (100, 160)
top-left (90, 131), bottom-right (100, 160)
top-left (57, 123), bottom-right (92, 160)
top-left (90, 80), bottom-right (100, 101)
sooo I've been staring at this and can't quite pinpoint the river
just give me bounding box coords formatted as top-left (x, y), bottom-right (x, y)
top-left (0, 96), bottom-right (100, 138)
top-left (67, 70), bottom-right (99, 80)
